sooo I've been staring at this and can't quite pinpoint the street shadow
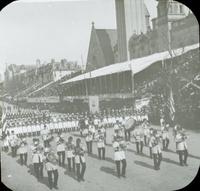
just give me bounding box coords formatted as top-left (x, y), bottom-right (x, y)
top-left (27, 164), bottom-right (35, 176)
top-left (103, 143), bottom-right (151, 159)
top-left (16, 158), bottom-right (22, 166)
top-left (100, 166), bottom-right (117, 177)
top-left (134, 160), bottom-right (155, 170)
top-left (64, 169), bottom-right (77, 181)
top-left (27, 164), bottom-right (49, 188)
top-left (161, 149), bottom-right (200, 160)
top-left (162, 157), bottom-right (181, 166)
top-left (89, 153), bottom-right (115, 164)
top-left (188, 153), bottom-right (200, 160)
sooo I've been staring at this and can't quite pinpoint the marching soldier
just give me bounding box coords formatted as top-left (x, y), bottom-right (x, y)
top-left (89, 121), bottom-right (96, 139)
top-left (161, 124), bottom-right (170, 150)
top-left (112, 135), bottom-right (127, 178)
top-left (41, 124), bottom-right (51, 148)
top-left (44, 149), bottom-right (59, 190)
top-left (8, 130), bottom-right (19, 157)
top-left (83, 127), bottom-right (93, 154)
top-left (133, 126), bottom-right (144, 154)
top-left (150, 130), bottom-right (162, 170)
top-left (175, 128), bottom-right (188, 166)
top-left (66, 136), bottom-right (75, 172)
top-left (18, 137), bottom-right (28, 165)
top-left (124, 117), bottom-right (133, 142)
top-left (55, 133), bottom-right (66, 167)
top-left (31, 138), bottom-right (44, 181)
top-left (143, 120), bottom-right (150, 146)
top-left (74, 138), bottom-right (86, 182)
top-left (95, 129), bottom-right (106, 160)
top-left (148, 128), bottom-right (154, 158)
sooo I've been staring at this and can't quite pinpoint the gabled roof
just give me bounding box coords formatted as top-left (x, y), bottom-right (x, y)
top-left (95, 29), bottom-right (117, 66)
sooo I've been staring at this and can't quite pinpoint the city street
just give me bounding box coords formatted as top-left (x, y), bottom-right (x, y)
top-left (1, 127), bottom-right (200, 191)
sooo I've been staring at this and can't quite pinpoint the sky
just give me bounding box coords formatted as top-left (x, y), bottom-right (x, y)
top-left (0, 0), bottom-right (158, 80)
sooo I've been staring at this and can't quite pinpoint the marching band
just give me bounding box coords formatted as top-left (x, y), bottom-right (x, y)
top-left (1, 108), bottom-right (190, 189)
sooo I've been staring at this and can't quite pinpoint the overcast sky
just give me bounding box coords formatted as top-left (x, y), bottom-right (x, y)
top-left (0, 0), bottom-right (158, 79)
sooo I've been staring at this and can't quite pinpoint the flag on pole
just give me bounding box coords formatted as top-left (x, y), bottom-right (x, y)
top-left (167, 87), bottom-right (175, 121)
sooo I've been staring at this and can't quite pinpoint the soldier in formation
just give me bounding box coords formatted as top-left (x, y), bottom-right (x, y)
top-left (74, 138), bottom-right (86, 182)
top-left (18, 137), bottom-right (28, 165)
top-left (45, 149), bottom-right (59, 189)
top-left (55, 133), bottom-right (65, 167)
top-left (95, 129), bottom-right (106, 160)
top-left (66, 136), bottom-right (75, 172)
top-left (150, 130), bottom-right (162, 170)
top-left (112, 134), bottom-right (127, 178)
top-left (175, 127), bottom-right (188, 166)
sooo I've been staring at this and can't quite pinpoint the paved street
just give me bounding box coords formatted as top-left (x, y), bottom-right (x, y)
top-left (1, 127), bottom-right (200, 191)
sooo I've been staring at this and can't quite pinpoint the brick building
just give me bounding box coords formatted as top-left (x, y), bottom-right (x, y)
top-left (129, 0), bottom-right (199, 59)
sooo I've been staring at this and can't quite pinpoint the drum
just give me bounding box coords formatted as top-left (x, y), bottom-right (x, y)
top-left (125, 118), bottom-right (135, 130)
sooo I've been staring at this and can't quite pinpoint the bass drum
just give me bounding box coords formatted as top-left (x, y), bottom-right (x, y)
top-left (124, 117), bottom-right (135, 131)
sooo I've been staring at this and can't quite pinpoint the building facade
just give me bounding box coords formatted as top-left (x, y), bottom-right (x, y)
top-left (129, 0), bottom-right (199, 59)
top-left (4, 59), bottom-right (80, 96)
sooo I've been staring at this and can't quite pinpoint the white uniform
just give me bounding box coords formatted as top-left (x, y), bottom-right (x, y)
top-left (133, 128), bottom-right (142, 142)
top-left (9, 134), bottom-right (18, 147)
top-left (113, 141), bottom-right (126, 161)
top-left (74, 145), bottom-right (86, 164)
top-left (66, 142), bottom-right (75, 158)
top-left (150, 136), bottom-right (162, 154)
top-left (31, 147), bottom-right (44, 163)
top-left (162, 129), bottom-right (169, 139)
top-left (95, 133), bottom-right (105, 148)
top-left (41, 129), bottom-right (50, 141)
top-left (18, 140), bottom-right (28, 154)
top-left (85, 133), bottom-right (93, 142)
top-left (89, 125), bottom-right (95, 135)
top-left (56, 137), bottom-right (65, 152)
top-left (175, 134), bottom-right (188, 151)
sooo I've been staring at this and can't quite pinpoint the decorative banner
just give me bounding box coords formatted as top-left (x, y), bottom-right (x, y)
top-left (135, 97), bottom-right (150, 110)
top-left (89, 96), bottom-right (99, 114)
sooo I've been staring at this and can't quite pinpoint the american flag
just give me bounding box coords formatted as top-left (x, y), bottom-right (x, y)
top-left (167, 87), bottom-right (175, 121)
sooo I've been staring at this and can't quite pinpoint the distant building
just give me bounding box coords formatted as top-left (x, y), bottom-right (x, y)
top-left (85, 0), bottom-right (198, 72)
top-left (4, 59), bottom-right (80, 96)
top-left (128, 0), bottom-right (199, 59)
top-left (86, 22), bottom-right (117, 72)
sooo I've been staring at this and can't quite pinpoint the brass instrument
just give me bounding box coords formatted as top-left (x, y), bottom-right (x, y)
top-left (74, 146), bottom-right (84, 156)
top-left (57, 136), bottom-right (65, 145)
top-left (46, 151), bottom-right (58, 165)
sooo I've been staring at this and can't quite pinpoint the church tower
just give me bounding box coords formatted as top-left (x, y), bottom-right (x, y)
top-left (156, 0), bottom-right (188, 52)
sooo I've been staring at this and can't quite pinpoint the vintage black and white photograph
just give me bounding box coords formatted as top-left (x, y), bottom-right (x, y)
top-left (0, 0), bottom-right (199, 191)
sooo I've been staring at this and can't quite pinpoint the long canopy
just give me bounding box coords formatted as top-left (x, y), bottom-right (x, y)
top-left (61, 43), bottom-right (199, 85)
